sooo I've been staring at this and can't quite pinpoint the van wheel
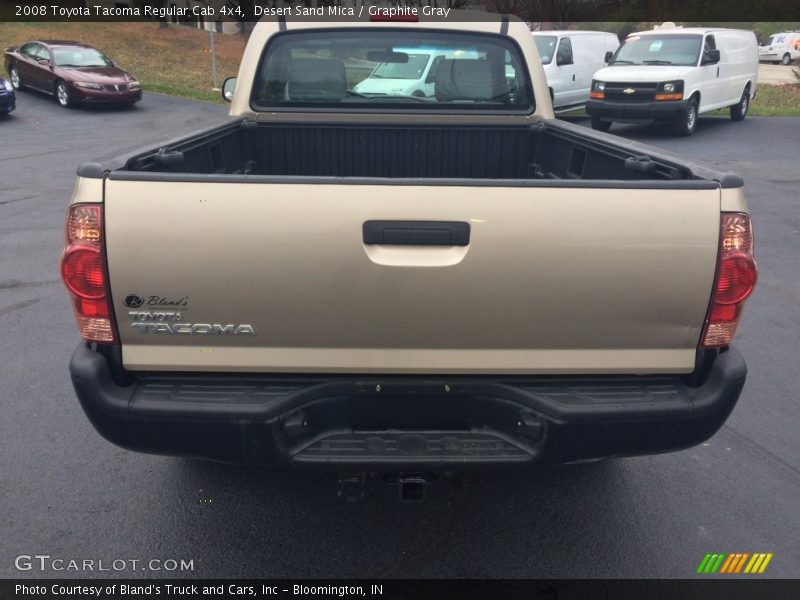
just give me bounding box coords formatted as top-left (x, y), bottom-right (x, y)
top-left (672, 97), bottom-right (698, 136)
top-left (782, 53), bottom-right (792, 65)
top-left (590, 117), bottom-right (612, 132)
top-left (730, 87), bottom-right (750, 121)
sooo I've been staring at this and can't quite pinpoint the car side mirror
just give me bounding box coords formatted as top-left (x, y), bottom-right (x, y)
top-left (604, 51), bottom-right (614, 63)
top-left (222, 77), bottom-right (237, 102)
top-left (703, 49), bottom-right (721, 65)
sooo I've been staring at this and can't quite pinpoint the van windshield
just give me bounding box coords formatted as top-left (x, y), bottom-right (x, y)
top-left (252, 30), bottom-right (533, 112)
top-left (611, 34), bottom-right (702, 66)
top-left (371, 54), bottom-right (430, 79)
top-left (533, 35), bottom-right (557, 64)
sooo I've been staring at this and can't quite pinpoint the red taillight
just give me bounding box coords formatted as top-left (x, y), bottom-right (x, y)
top-left (60, 204), bottom-right (117, 343)
top-left (701, 213), bottom-right (757, 348)
top-left (714, 253), bottom-right (758, 305)
top-left (61, 247), bottom-right (105, 299)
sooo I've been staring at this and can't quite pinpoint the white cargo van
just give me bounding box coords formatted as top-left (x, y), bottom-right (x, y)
top-left (759, 31), bottom-right (800, 65)
top-left (587, 25), bottom-right (758, 136)
top-left (532, 30), bottom-right (619, 112)
top-left (353, 47), bottom-right (476, 98)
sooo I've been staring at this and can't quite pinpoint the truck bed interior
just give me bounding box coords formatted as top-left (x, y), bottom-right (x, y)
top-left (120, 119), bottom-right (696, 182)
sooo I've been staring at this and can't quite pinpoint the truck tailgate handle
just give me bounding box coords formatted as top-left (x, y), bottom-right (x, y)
top-left (363, 221), bottom-right (470, 246)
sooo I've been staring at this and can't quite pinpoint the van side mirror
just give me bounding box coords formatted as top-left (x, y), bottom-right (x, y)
top-left (604, 51), bottom-right (613, 63)
top-left (222, 77), bottom-right (237, 102)
top-left (702, 49), bottom-right (721, 65)
top-left (556, 49), bottom-right (573, 66)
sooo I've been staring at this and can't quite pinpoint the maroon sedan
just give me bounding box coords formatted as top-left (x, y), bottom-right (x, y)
top-left (4, 40), bottom-right (142, 108)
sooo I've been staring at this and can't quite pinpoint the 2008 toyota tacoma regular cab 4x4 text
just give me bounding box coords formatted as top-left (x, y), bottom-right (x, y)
top-left (63, 14), bottom-right (757, 471)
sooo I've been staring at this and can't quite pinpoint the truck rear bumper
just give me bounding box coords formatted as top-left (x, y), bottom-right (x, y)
top-left (69, 344), bottom-right (747, 469)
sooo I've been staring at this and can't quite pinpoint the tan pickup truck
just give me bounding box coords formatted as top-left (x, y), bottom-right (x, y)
top-left (63, 14), bottom-right (756, 474)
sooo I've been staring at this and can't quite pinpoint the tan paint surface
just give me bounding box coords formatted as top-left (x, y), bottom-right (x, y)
top-left (721, 186), bottom-right (749, 213)
top-left (77, 19), bottom-right (748, 376)
top-left (105, 180), bottom-right (721, 374)
top-left (69, 177), bottom-right (104, 205)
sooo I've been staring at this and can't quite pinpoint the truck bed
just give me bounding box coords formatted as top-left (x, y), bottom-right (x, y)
top-left (79, 117), bottom-right (735, 376)
top-left (91, 118), bottom-right (736, 185)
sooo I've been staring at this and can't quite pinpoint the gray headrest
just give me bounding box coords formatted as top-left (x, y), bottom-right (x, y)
top-left (287, 58), bottom-right (347, 101)
top-left (434, 59), bottom-right (505, 102)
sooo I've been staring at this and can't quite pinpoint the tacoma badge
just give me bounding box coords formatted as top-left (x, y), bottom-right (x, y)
top-left (131, 323), bottom-right (255, 335)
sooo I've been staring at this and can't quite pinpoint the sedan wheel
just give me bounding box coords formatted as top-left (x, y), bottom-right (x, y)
top-left (56, 81), bottom-right (72, 108)
top-left (9, 67), bottom-right (22, 90)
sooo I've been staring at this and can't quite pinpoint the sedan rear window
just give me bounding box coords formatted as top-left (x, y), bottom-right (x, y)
top-left (251, 30), bottom-right (533, 112)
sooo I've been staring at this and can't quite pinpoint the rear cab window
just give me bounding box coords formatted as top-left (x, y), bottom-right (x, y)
top-left (250, 29), bottom-right (534, 113)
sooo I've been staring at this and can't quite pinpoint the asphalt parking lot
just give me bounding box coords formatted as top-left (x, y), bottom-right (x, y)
top-left (1, 90), bottom-right (799, 579)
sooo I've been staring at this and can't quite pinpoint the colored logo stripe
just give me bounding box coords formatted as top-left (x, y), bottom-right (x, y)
top-left (719, 554), bottom-right (736, 573)
top-left (697, 554), bottom-right (712, 573)
top-left (701, 552), bottom-right (773, 574)
top-left (745, 553), bottom-right (774, 574)
top-left (734, 553), bottom-right (749, 573)
top-left (697, 553), bottom-right (726, 574)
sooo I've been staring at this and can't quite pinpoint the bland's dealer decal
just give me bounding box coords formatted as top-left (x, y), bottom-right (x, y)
top-left (123, 294), bottom-right (188, 309)
top-left (124, 293), bottom-right (255, 335)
